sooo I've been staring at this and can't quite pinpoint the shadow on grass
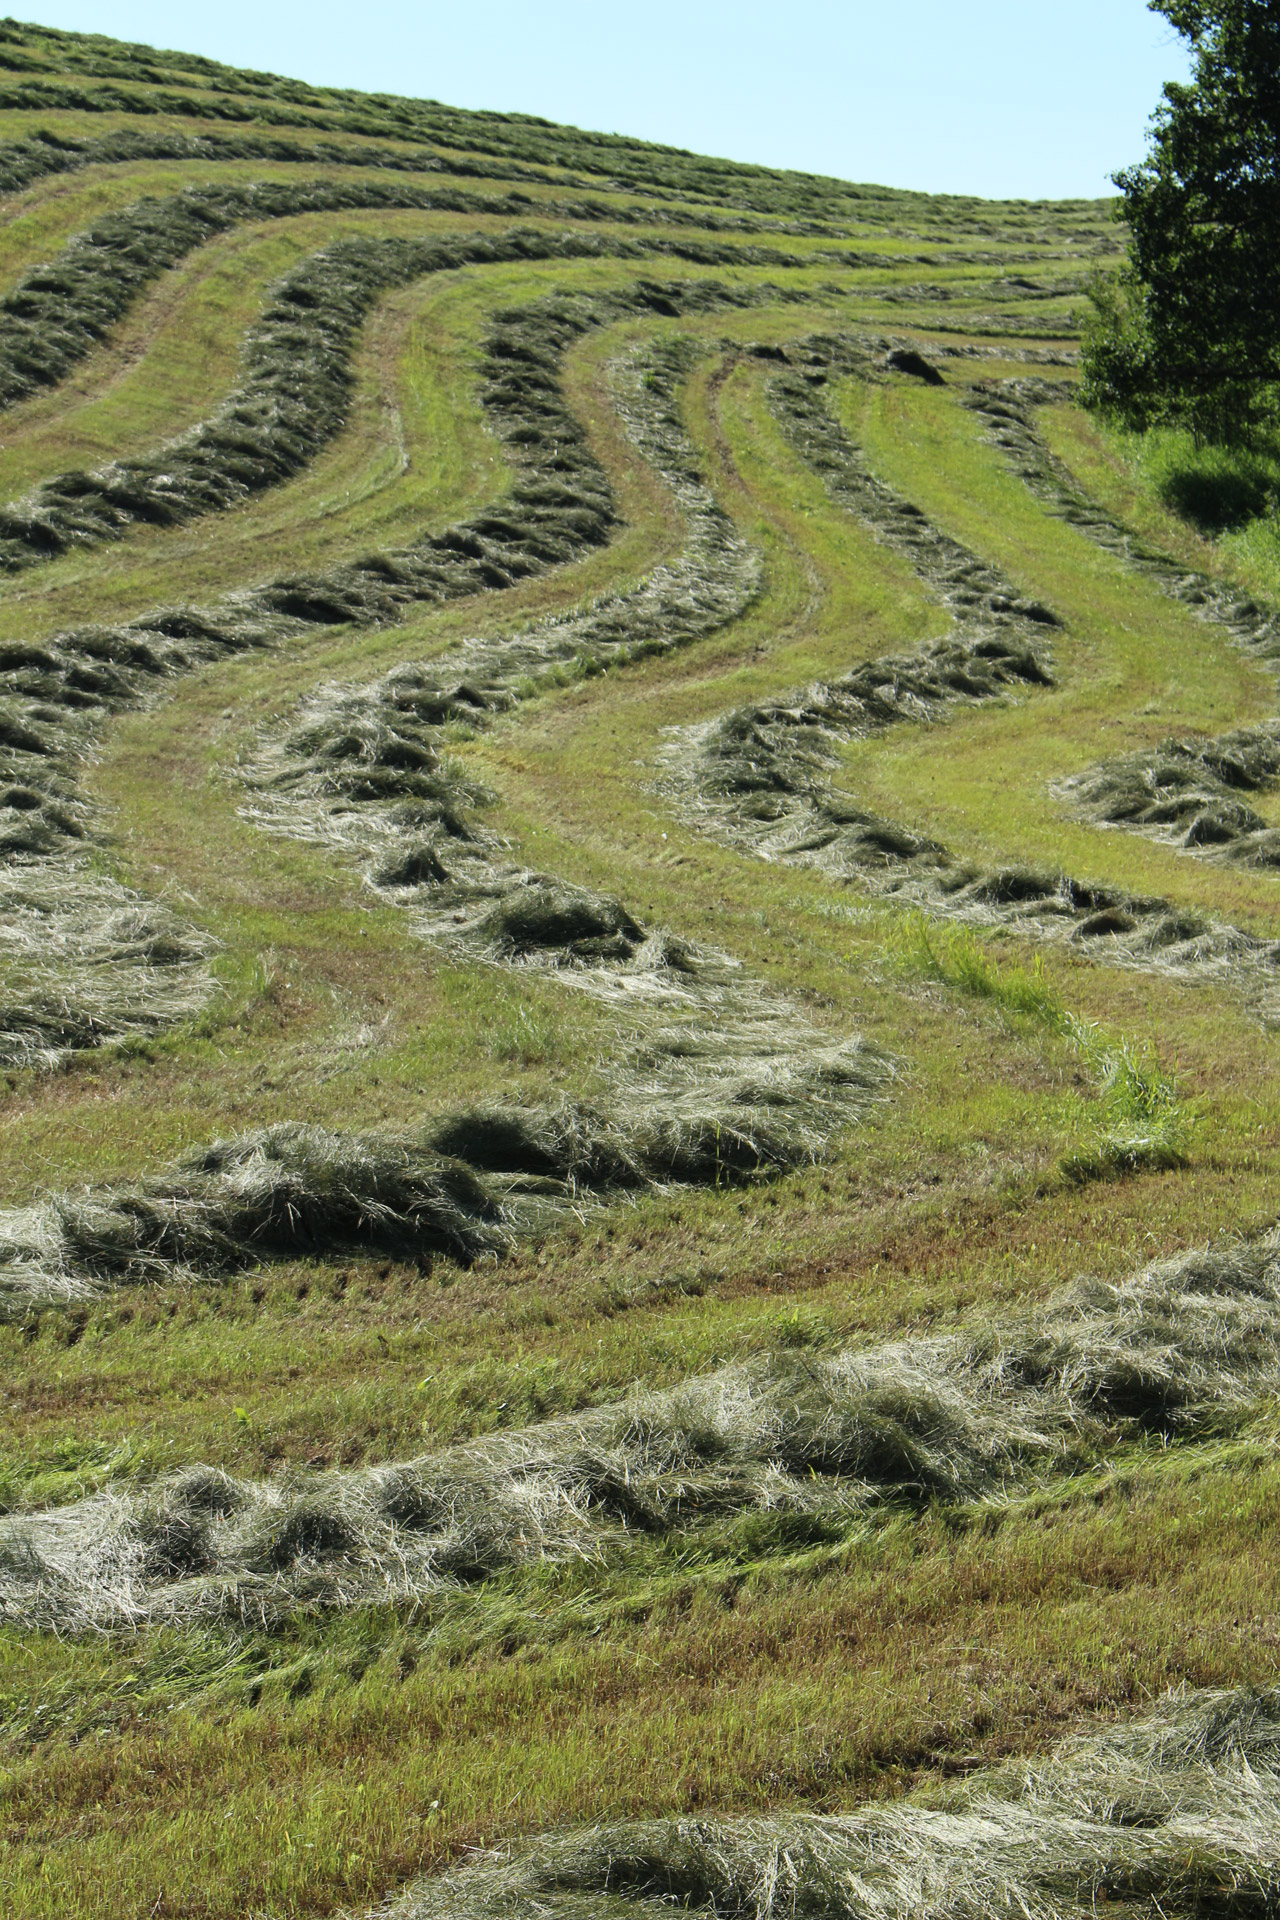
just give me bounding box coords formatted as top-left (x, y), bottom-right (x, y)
top-left (1149, 434), bottom-right (1279, 536)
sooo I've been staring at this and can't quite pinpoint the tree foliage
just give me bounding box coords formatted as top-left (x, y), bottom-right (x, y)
top-left (1082, 1), bottom-right (1280, 444)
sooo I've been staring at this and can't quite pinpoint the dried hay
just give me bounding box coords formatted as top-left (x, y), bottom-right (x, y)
top-left (386, 1685), bottom-right (1280, 1919)
top-left (0, 1122), bottom-right (508, 1313)
top-left (1061, 721), bottom-right (1280, 868)
top-left (0, 853), bottom-right (216, 1069)
top-left (4, 1229), bottom-right (1279, 1629)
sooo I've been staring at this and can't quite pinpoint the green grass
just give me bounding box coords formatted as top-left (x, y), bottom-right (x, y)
top-left (890, 913), bottom-right (1192, 1180)
top-left (1043, 406), bottom-right (1280, 602)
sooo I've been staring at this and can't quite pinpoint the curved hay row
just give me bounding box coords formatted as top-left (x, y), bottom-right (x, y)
top-left (656, 335), bottom-right (1280, 1013)
top-left (239, 334), bottom-right (762, 854)
top-left (0, 168), bottom-right (877, 447)
top-left (964, 379), bottom-right (1280, 876)
top-left (0, 213), bottom-right (853, 569)
top-left (0, 123), bottom-right (695, 208)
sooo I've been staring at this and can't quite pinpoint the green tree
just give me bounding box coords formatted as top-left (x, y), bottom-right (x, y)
top-left (1082, 0), bottom-right (1280, 443)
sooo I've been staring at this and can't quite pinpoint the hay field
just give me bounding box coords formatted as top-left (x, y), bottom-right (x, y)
top-left (0, 18), bottom-right (1278, 1917)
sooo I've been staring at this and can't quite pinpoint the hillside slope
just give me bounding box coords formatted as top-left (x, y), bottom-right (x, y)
top-left (0, 18), bottom-right (1279, 1918)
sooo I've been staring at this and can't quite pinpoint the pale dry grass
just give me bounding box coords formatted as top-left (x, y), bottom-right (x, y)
top-left (5, 1227), bottom-right (1277, 1630)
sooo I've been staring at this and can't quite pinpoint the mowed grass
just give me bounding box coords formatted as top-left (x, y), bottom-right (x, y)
top-left (0, 52), bottom-right (1274, 1917)
top-left (3, 1434), bottom-right (1280, 1918)
top-left (839, 370), bottom-right (1280, 933)
top-left (5, 317), bottom-right (1277, 1498)
top-left (0, 252), bottom-right (880, 640)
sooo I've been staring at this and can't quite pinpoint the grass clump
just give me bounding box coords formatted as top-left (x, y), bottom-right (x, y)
top-left (1062, 1028), bottom-right (1192, 1183)
top-left (897, 913), bottom-right (1192, 1180)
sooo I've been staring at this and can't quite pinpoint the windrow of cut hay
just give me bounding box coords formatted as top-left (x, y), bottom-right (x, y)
top-left (660, 646), bottom-right (1280, 997)
top-left (966, 378), bottom-right (1280, 871)
top-left (386, 1685), bottom-right (1280, 1919)
top-left (0, 125), bottom-right (540, 196)
top-left (1060, 721), bottom-right (1280, 867)
top-left (0, 284), bottom-right (782, 1067)
top-left (0, 211), bottom-right (839, 567)
top-left (0, 18), bottom-right (1122, 233)
top-left (0, 955), bottom-right (887, 1316)
top-left (656, 334), bottom-right (1280, 1010)
top-left (4, 1229), bottom-right (1279, 1628)
top-left (231, 337), bottom-right (881, 1240)
top-left (760, 334), bottom-right (1060, 634)
top-left (0, 123), bottom-right (882, 274)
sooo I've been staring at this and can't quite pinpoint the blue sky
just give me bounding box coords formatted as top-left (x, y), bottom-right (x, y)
top-left (20, 0), bottom-right (1191, 201)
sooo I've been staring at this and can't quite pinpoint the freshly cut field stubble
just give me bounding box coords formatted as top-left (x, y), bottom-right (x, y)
top-left (389, 1686), bottom-right (1280, 1920)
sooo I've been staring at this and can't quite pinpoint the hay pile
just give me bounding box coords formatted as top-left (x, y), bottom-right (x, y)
top-left (387, 1686), bottom-right (1280, 1919)
top-left (0, 937), bottom-right (886, 1307)
top-left (0, 1122), bottom-right (513, 1308)
top-left (0, 860), bottom-right (216, 1069)
top-left (0, 932), bottom-right (887, 1308)
top-left (5, 1228), bottom-right (1278, 1628)
top-left (1061, 721), bottom-right (1280, 866)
